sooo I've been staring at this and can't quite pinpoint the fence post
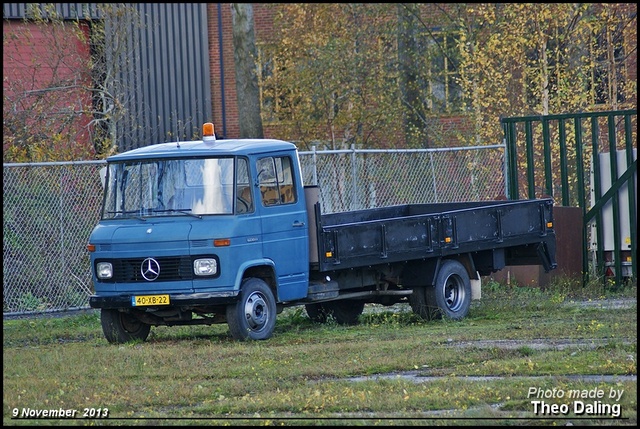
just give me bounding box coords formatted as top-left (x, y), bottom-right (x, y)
top-left (623, 115), bottom-right (637, 281)
top-left (312, 145), bottom-right (318, 186)
top-left (607, 115), bottom-right (622, 287)
top-left (351, 144), bottom-right (358, 210)
top-left (502, 137), bottom-right (510, 199)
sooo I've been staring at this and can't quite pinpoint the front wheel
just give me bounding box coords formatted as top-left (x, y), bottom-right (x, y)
top-left (100, 309), bottom-right (151, 344)
top-left (429, 259), bottom-right (471, 320)
top-left (227, 278), bottom-right (277, 341)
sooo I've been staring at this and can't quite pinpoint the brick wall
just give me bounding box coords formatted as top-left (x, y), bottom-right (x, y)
top-left (205, 4), bottom-right (473, 143)
top-left (3, 20), bottom-right (93, 156)
top-left (207, 3), bottom-right (278, 139)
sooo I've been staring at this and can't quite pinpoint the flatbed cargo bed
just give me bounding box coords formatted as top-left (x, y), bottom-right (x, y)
top-left (316, 198), bottom-right (557, 273)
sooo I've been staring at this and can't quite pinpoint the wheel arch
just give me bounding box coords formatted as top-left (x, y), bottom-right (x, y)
top-left (400, 253), bottom-right (479, 288)
top-left (451, 253), bottom-right (480, 281)
top-left (237, 260), bottom-right (278, 301)
top-left (400, 259), bottom-right (440, 287)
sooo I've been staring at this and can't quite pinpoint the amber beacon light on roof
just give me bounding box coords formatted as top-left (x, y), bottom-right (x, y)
top-left (202, 122), bottom-right (216, 142)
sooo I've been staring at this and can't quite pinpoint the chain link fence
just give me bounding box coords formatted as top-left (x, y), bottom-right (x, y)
top-left (3, 145), bottom-right (505, 316)
top-left (3, 161), bottom-right (105, 316)
top-left (301, 145), bottom-right (507, 213)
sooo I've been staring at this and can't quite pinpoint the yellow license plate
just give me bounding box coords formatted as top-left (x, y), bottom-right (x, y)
top-left (132, 294), bottom-right (170, 306)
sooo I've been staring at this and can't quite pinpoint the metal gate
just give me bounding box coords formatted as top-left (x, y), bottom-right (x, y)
top-left (502, 109), bottom-right (637, 287)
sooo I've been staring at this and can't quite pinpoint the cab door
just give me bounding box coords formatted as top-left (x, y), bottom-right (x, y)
top-left (256, 154), bottom-right (309, 301)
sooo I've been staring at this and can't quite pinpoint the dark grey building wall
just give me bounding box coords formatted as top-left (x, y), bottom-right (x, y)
top-left (114, 3), bottom-right (212, 150)
top-left (3, 3), bottom-right (101, 19)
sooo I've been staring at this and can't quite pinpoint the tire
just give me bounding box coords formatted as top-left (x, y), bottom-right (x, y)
top-left (409, 286), bottom-right (439, 321)
top-left (329, 300), bottom-right (365, 325)
top-left (306, 300), bottom-right (365, 325)
top-left (430, 259), bottom-right (471, 320)
top-left (100, 309), bottom-right (151, 344)
top-left (226, 278), bottom-right (277, 341)
top-left (305, 303), bottom-right (329, 323)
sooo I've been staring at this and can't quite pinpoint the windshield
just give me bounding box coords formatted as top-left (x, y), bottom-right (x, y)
top-left (102, 157), bottom-right (249, 219)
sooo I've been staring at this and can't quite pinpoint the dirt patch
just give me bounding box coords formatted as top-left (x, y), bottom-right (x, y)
top-left (447, 337), bottom-right (636, 351)
top-left (346, 372), bottom-right (637, 384)
top-left (563, 298), bottom-right (636, 310)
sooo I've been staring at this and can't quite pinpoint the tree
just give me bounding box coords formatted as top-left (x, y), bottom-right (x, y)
top-left (231, 3), bottom-right (264, 139)
top-left (3, 4), bottom-right (94, 162)
top-left (3, 3), bottom-right (142, 162)
top-left (453, 3), bottom-right (637, 197)
top-left (397, 3), bottom-right (425, 147)
top-left (260, 3), bottom-right (635, 150)
top-left (89, 3), bottom-right (143, 157)
top-left (263, 3), bottom-right (404, 150)
top-left (448, 3), bottom-right (637, 144)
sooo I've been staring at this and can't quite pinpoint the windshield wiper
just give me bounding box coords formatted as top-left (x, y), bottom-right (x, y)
top-left (150, 208), bottom-right (202, 219)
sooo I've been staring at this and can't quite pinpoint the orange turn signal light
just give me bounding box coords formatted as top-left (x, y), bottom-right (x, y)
top-left (214, 238), bottom-right (230, 247)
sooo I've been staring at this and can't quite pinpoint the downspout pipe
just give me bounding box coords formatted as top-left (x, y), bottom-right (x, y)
top-left (217, 3), bottom-right (227, 138)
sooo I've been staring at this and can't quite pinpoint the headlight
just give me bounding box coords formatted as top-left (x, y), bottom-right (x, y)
top-left (194, 258), bottom-right (217, 276)
top-left (96, 262), bottom-right (113, 279)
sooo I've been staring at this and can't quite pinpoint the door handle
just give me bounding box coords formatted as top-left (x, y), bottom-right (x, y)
top-left (292, 221), bottom-right (306, 227)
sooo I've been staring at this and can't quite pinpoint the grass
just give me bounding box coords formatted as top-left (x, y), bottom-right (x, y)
top-left (3, 277), bottom-right (637, 426)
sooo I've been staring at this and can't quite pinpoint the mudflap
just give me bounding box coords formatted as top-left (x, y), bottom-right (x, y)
top-left (537, 240), bottom-right (557, 273)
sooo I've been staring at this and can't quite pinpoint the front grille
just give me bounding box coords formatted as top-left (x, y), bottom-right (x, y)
top-left (107, 256), bottom-right (193, 282)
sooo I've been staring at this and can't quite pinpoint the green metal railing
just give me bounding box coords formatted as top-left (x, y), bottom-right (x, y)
top-left (502, 109), bottom-right (637, 287)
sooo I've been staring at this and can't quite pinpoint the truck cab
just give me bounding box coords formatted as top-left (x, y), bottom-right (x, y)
top-left (88, 124), bottom-right (310, 342)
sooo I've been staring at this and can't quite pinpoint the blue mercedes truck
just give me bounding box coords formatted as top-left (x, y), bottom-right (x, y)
top-left (88, 123), bottom-right (557, 343)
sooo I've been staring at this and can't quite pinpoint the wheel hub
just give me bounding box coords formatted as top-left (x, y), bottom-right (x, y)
top-left (444, 275), bottom-right (465, 311)
top-left (244, 292), bottom-right (268, 330)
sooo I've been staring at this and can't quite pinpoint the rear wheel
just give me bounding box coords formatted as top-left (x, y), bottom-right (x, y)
top-left (409, 286), bottom-right (439, 321)
top-left (410, 260), bottom-right (471, 321)
top-left (227, 278), bottom-right (276, 341)
top-left (431, 259), bottom-right (471, 320)
top-left (305, 303), bottom-right (328, 323)
top-left (306, 300), bottom-right (365, 325)
top-left (100, 309), bottom-right (151, 344)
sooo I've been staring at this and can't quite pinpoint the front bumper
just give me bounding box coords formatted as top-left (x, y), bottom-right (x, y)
top-left (89, 291), bottom-right (240, 309)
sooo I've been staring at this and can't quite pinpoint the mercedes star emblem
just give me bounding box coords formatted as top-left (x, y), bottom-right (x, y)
top-left (141, 257), bottom-right (160, 281)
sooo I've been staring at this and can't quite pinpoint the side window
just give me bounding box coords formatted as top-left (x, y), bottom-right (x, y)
top-left (236, 158), bottom-right (254, 213)
top-left (257, 156), bottom-right (297, 207)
